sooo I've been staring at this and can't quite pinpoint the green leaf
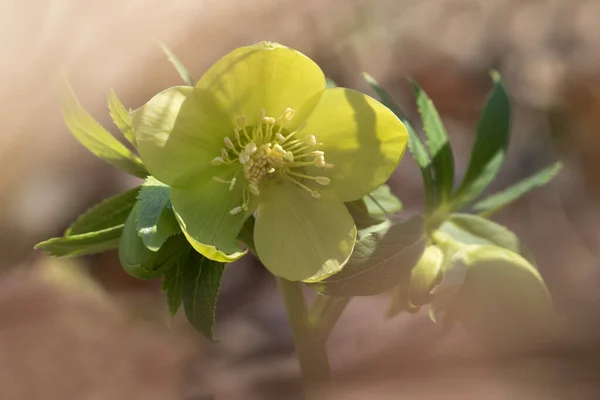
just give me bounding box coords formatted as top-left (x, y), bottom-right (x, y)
top-left (364, 184), bottom-right (403, 216)
top-left (312, 216), bottom-right (427, 297)
top-left (137, 177), bottom-right (180, 251)
top-left (162, 258), bottom-right (183, 316)
top-left (411, 80), bottom-right (455, 202)
top-left (473, 162), bottom-right (563, 215)
top-left (35, 225), bottom-right (123, 257)
top-left (363, 73), bottom-right (436, 210)
top-left (119, 203), bottom-right (186, 280)
top-left (108, 89), bottom-right (136, 147)
top-left (61, 81), bottom-right (148, 178)
top-left (66, 187), bottom-right (139, 236)
top-left (345, 199), bottom-right (386, 230)
top-left (345, 185), bottom-right (402, 229)
top-left (182, 252), bottom-right (224, 341)
top-left (453, 72), bottom-right (511, 208)
top-left (437, 213), bottom-right (520, 255)
top-left (156, 40), bottom-right (194, 86)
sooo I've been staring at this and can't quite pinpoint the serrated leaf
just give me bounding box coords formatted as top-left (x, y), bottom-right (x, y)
top-left (411, 80), bottom-right (455, 202)
top-left (312, 216), bottom-right (427, 297)
top-left (61, 81), bottom-right (148, 178)
top-left (156, 40), bottom-right (194, 86)
top-left (453, 72), bottom-right (511, 208)
top-left (119, 203), bottom-right (186, 280)
top-left (66, 187), bottom-right (139, 236)
top-left (364, 184), bottom-right (403, 216)
top-left (346, 199), bottom-right (386, 230)
top-left (438, 213), bottom-right (520, 255)
top-left (108, 89), bottom-right (136, 147)
top-left (363, 73), bottom-right (436, 210)
top-left (35, 225), bottom-right (123, 257)
top-left (162, 257), bottom-right (183, 316)
top-left (182, 252), bottom-right (224, 341)
top-left (473, 162), bottom-right (563, 215)
top-left (137, 176), bottom-right (180, 251)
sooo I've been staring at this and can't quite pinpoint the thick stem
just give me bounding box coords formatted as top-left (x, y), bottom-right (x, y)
top-left (278, 278), bottom-right (331, 391)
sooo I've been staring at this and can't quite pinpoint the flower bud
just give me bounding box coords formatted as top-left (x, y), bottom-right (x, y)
top-left (439, 244), bottom-right (553, 348)
top-left (408, 245), bottom-right (443, 306)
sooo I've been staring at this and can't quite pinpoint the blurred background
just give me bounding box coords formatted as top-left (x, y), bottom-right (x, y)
top-left (2, 0), bottom-right (600, 398)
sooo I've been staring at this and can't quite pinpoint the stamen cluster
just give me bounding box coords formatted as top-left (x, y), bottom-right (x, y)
top-left (211, 108), bottom-right (333, 214)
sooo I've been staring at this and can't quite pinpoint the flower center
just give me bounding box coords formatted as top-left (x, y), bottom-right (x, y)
top-left (211, 108), bottom-right (333, 215)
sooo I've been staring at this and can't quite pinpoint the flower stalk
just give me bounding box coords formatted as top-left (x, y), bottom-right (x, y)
top-left (278, 278), bottom-right (331, 392)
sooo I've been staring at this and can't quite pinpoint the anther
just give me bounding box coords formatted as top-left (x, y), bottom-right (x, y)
top-left (221, 148), bottom-right (229, 160)
top-left (264, 117), bottom-right (276, 124)
top-left (229, 178), bottom-right (237, 191)
top-left (259, 109), bottom-right (266, 120)
top-left (239, 152), bottom-right (250, 164)
top-left (286, 176), bottom-right (322, 199)
top-left (276, 133), bottom-right (286, 143)
top-left (285, 151), bottom-right (294, 162)
top-left (236, 115), bottom-right (247, 128)
top-left (245, 142), bottom-right (257, 154)
top-left (224, 137), bottom-right (236, 151)
top-left (283, 108), bottom-right (295, 120)
top-left (211, 157), bottom-right (224, 166)
top-left (230, 206), bottom-right (243, 215)
top-left (315, 176), bottom-right (331, 185)
top-left (305, 135), bottom-right (317, 146)
top-left (315, 157), bottom-right (334, 169)
top-left (273, 144), bottom-right (287, 156)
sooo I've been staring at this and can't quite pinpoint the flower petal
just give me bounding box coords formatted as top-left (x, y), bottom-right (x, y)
top-left (254, 180), bottom-right (357, 282)
top-left (304, 88), bottom-right (408, 202)
top-left (170, 164), bottom-right (250, 262)
top-left (195, 42), bottom-right (326, 130)
top-left (131, 86), bottom-right (233, 188)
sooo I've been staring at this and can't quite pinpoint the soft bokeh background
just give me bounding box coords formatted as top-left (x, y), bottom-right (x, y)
top-left (2, 0), bottom-right (600, 398)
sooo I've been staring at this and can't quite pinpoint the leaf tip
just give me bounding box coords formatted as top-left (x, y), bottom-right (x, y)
top-left (489, 69), bottom-right (502, 83)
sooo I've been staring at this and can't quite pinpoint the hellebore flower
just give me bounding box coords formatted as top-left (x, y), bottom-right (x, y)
top-left (131, 42), bottom-right (408, 281)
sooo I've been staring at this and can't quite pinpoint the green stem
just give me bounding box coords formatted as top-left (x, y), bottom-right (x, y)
top-left (309, 295), bottom-right (352, 341)
top-left (278, 278), bottom-right (331, 391)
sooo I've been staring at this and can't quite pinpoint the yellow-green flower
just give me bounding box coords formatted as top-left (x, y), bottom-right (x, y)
top-left (131, 42), bottom-right (408, 281)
